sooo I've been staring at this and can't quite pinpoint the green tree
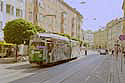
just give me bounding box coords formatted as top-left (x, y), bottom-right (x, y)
top-left (3, 19), bottom-right (40, 45)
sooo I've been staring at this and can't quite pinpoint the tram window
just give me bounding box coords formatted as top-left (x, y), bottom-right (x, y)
top-left (47, 43), bottom-right (54, 53)
top-left (41, 42), bottom-right (45, 46)
top-left (47, 40), bottom-right (53, 42)
top-left (31, 42), bottom-right (45, 48)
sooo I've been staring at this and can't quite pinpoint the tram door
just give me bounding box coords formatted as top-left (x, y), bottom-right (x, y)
top-left (30, 42), bottom-right (48, 63)
top-left (38, 42), bottom-right (48, 63)
top-left (47, 41), bottom-right (54, 63)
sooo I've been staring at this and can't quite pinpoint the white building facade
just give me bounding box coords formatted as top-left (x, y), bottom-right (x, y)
top-left (84, 30), bottom-right (94, 48)
top-left (0, 0), bottom-right (25, 40)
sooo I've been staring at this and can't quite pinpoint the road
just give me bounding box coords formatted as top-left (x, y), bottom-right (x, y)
top-left (0, 52), bottom-right (113, 83)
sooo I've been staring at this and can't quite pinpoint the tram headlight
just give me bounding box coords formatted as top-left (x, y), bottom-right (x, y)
top-left (38, 54), bottom-right (42, 58)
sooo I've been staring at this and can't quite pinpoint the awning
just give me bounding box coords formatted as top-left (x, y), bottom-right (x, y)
top-left (0, 42), bottom-right (16, 46)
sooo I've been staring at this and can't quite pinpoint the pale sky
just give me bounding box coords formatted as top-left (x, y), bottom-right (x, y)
top-left (65, 0), bottom-right (124, 31)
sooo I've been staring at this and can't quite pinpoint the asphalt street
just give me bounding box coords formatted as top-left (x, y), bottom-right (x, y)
top-left (4, 52), bottom-right (113, 83)
top-left (0, 51), bottom-right (121, 83)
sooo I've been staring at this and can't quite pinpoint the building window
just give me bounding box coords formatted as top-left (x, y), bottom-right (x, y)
top-left (11, 6), bottom-right (14, 15)
top-left (6, 4), bottom-right (11, 14)
top-left (0, 1), bottom-right (3, 12)
top-left (39, 13), bottom-right (43, 22)
top-left (39, 1), bottom-right (43, 8)
top-left (20, 9), bottom-right (22, 17)
top-left (29, 11), bottom-right (32, 21)
top-left (16, 8), bottom-right (22, 17)
top-left (16, 9), bottom-right (20, 16)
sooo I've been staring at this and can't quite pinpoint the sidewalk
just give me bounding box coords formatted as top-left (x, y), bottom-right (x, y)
top-left (109, 53), bottom-right (125, 83)
top-left (0, 57), bottom-right (16, 63)
top-left (0, 56), bottom-right (29, 63)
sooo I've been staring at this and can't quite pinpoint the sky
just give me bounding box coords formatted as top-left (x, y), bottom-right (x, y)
top-left (65, 0), bottom-right (124, 31)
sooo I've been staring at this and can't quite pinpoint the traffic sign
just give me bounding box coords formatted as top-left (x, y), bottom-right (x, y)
top-left (119, 35), bottom-right (125, 41)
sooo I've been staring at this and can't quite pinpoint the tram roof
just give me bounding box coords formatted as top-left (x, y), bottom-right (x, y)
top-left (37, 33), bottom-right (70, 41)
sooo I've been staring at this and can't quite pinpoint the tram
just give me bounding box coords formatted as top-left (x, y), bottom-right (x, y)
top-left (29, 33), bottom-right (80, 66)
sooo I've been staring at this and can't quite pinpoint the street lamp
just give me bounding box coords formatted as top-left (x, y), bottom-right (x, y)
top-left (80, 1), bottom-right (86, 4)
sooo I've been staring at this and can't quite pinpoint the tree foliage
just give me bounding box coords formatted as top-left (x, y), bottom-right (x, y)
top-left (3, 19), bottom-right (45, 45)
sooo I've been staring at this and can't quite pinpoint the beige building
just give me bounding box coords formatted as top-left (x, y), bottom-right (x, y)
top-left (94, 29), bottom-right (108, 48)
top-left (25, 0), bottom-right (83, 40)
top-left (94, 18), bottom-right (123, 49)
top-left (106, 18), bottom-right (123, 49)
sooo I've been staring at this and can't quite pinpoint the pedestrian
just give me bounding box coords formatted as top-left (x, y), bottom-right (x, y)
top-left (80, 46), bottom-right (84, 56)
top-left (115, 47), bottom-right (119, 61)
top-left (112, 49), bottom-right (114, 56)
top-left (119, 48), bottom-right (121, 52)
top-left (85, 49), bottom-right (87, 55)
top-left (122, 47), bottom-right (125, 64)
top-left (106, 49), bottom-right (108, 55)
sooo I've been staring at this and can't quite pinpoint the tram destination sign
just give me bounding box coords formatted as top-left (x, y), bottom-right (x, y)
top-left (119, 35), bottom-right (125, 41)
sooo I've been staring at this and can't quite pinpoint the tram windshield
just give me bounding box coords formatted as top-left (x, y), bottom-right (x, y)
top-left (31, 42), bottom-right (45, 49)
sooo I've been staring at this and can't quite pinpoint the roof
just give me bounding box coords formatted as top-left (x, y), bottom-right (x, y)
top-left (37, 33), bottom-right (70, 41)
top-left (106, 18), bottom-right (123, 29)
top-left (59, 0), bottom-right (83, 19)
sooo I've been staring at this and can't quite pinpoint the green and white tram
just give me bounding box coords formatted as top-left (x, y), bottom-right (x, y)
top-left (29, 33), bottom-right (80, 66)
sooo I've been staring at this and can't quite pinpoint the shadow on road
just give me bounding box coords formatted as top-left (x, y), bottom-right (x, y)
top-left (5, 58), bottom-right (78, 74)
top-left (5, 64), bottom-right (43, 73)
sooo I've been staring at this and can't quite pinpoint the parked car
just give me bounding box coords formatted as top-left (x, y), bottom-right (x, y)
top-left (100, 49), bottom-right (106, 55)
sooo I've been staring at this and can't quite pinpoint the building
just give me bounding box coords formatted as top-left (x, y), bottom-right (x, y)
top-left (122, 0), bottom-right (125, 34)
top-left (84, 30), bottom-right (94, 48)
top-left (25, 0), bottom-right (83, 40)
top-left (94, 18), bottom-right (123, 49)
top-left (106, 18), bottom-right (123, 49)
top-left (0, 0), bottom-right (25, 40)
top-left (94, 29), bottom-right (108, 49)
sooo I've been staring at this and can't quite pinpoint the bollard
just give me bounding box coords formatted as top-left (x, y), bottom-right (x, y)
top-left (121, 54), bottom-right (123, 72)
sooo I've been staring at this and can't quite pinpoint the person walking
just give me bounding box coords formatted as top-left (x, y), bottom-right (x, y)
top-left (122, 47), bottom-right (125, 64)
top-left (111, 48), bottom-right (114, 56)
top-left (106, 49), bottom-right (108, 55)
top-left (85, 49), bottom-right (87, 55)
top-left (115, 47), bottom-right (119, 61)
